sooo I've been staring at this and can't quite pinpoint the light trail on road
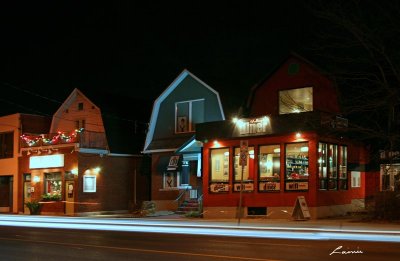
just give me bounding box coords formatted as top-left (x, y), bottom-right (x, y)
top-left (0, 215), bottom-right (399, 243)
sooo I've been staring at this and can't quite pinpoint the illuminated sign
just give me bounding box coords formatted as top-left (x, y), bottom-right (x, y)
top-left (29, 154), bottom-right (65, 169)
top-left (259, 181), bottom-right (280, 191)
top-left (236, 117), bottom-right (269, 136)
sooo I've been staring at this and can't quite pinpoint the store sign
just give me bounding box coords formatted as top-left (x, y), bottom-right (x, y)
top-left (237, 117), bottom-right (269, 136)
top-left (259, 181), bottom-right (280, 191)
top-left (285, 181), bottom-right (308, 191)
top-left (233, 182), bottom-right (254, 192)
top-left (209, 183), bottom-right (229, 193)
top-left (29, 154), bottom-right (65, 169)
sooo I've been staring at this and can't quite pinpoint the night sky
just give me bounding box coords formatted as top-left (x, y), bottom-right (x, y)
top-left (2, 1), bottom-right (327, 121)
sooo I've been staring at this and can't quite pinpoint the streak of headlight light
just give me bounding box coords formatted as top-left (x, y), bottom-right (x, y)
top-left (0, 219), bottom-right (400, 242)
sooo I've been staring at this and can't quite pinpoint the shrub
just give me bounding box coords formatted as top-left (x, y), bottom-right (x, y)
top-left (368, 191), bottom-right (400, 221)
top-left (25, 201), bottom-right (42, 215)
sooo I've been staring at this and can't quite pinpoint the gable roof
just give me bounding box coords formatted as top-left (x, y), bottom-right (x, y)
top-left (246, 52), bottom-right (333, 111)
top-left (143, 69), bottom-right (225, 153)
top-left (50, 88), bottom-right (100, 132)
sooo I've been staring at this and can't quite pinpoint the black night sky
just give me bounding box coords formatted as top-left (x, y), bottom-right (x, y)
top-left (1, 1), bottom-right (319, 119)
top-left (2, 1), bottom-right (396, 126)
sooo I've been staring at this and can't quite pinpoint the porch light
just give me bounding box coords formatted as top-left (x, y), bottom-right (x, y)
top-left (232, 117), bottom-right (238, 123)
top-left (33, 176), bottom-right (40, 183)
top-left (71, 168), bottom-right (78, 175)
top-left (213, 140), bottom-right (221, 147)
top-left (295, 132), bottom-right (302, 139)
top-left (93, 167), bottom-right (101, 174)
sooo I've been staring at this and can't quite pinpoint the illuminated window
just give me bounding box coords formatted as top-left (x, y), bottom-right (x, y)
top-left (259, 145), bottom-right (280, 192)
top-left (279, 87), bottom-right (313, 114)
top-left (285, 142), bottom-right (309, 191)
top-left (210, 148), bottom-right (229, 182)
top-left (163, 172), bottom-right (179, 189)
top-left (380, 164), bottom-right (400, 191)
top-left (0, 132), bottom-right (13, 159)
top-left (351, 171), bottom-right (361, 188)
top-left (83, 175), bottom-right (96, 192)
top-left (175, 99), bottom-right (204, 133)
top-left (44, 173), bottom-right (62, 199)
top-left (319, 143), bottom-right (347, 190)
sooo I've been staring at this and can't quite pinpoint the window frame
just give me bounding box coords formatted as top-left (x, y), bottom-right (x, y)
top-left (83, 175), bottom-right (96, 193)
top-left (318, 142), bottom-right (348, 191)
top-left (284, 142), bottom-right (309, 191)
top-left (258, 144), bottom-right (281, 192)
top-left (0, 131), bottom-right (14, 159)
top-left (232, 146), bottom-right (255, 192)
top-left (175, 99), bottom-right (205, 134)
top-left (279, 87), bottom-right (313, 115)
top-left (209, 147), bottom-right (230, 193)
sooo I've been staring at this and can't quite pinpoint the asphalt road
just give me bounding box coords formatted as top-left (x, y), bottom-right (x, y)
top-left (0, 225), bottom-right (399, 260)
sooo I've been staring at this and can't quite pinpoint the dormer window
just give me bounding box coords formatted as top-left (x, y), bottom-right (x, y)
top-left (279, 87), bottom-right (313, 114)
top-left (175, 99), bottom-right (204, 133)
top-left (78, 103), bottom-right (84, 110)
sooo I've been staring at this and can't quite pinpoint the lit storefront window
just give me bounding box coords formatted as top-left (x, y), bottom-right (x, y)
top-left (233, 146), bottom-right (254, 192)
top-left (339, 146), bottom-right (348, 190)
top-left (319, 143), bottom-right (348, 190)
top-left (285, 142), bottom-right (309, 191)
top-left (209, 148), bottom-right (230, 193)
top-left (259, 145), bottom-right (280, 192)
top-left (44, 173), bottom-right (62, 200)
top-left (381, 164), bottom-right (400, 191)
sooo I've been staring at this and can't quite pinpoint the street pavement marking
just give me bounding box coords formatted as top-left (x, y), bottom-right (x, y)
top-left (0, 237), bottom-right (280, 261)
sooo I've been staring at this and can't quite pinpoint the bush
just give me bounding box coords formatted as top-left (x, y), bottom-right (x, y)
top-left (25, 201), bottom-right (42, 215)
top-left (368, 191), bottom-right (400, 221)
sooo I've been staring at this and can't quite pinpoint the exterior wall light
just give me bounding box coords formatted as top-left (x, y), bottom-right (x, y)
top-left (93, 167), bottom-right (101, 174)
top-left (33, 176), bottom-right (40, 183)
top-left (296, 132), bottom-right (302, 139)
top-left (71, 168), bottom-right (78, 175)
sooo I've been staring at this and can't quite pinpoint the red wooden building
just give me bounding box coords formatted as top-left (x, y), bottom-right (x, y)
top-left (196, 54), bottom-right (379, 219)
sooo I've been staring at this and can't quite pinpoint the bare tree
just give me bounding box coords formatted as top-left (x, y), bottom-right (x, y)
top-left (304, 0), bottom-right (400, 158)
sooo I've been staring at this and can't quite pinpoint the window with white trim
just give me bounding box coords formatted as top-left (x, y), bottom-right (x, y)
top-left (83, 175), bottom-right (96, 192)
top-left (351, 171), bottom-right (361, 188)
top-left (175, 99), bottom-right (204, 133)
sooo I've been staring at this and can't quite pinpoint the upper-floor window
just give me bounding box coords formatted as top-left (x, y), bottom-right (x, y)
top-left (0, 132), bottom-right (13, 159)
top-left (78, 102), bottom-right (84, 110)
top-left (279, 87), bottom-right (313, 114)
top-left (175, 99), bottom-right (204, 133)
top-left (76, 119), bottom-right (86, 129)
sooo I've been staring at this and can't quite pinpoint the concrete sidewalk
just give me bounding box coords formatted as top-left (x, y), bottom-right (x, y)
top-left (139, 213), bottom-right (400, 235)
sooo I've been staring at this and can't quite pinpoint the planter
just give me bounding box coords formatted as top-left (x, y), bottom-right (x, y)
top-left (25, 201), bottom-right (42, 215)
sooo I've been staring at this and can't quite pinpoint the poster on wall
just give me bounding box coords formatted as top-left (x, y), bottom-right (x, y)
top-left (285, 181), bottom-right (308, 191)
top-left (233, 182), bottom-right (254, 192)
top-left (210, 183), bottom-right (229, 193)
top-left (259, 181), bottom-right (280, 192)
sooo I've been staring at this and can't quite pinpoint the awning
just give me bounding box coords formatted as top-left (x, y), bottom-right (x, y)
top-left (167, 155), bottom-right (181, 171)
top-left (156, 155), bottom-right (182, 172)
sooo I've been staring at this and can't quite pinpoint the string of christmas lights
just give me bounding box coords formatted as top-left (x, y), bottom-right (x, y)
top-left (21, 128), bottom-right (84, 147)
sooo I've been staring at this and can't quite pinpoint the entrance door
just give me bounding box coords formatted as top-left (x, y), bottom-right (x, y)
top-left (23, 174), bottom-right (32, 214)
top-left (65, 181), bottom-right (74, 215)
top-left (0, 176), bottom-right (12, 213)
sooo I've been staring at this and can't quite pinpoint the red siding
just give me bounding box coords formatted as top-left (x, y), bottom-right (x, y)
top-left (249, 57), bottom-right (340, 117)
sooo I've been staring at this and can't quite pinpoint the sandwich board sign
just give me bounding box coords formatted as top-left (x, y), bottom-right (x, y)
top-left (292, 196), bottom-right (311, 220)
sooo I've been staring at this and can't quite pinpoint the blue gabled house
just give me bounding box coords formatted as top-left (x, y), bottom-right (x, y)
top-left (143, 69), bottom-right (225, 212)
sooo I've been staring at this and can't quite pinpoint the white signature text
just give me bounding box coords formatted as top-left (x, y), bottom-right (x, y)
top-left (330, 245), bottom-right (364, 255)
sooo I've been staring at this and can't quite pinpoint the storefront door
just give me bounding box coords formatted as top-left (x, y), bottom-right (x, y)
top-left (0, 176), bottom-right (12, 213)
top-left (23, 174), bottom-right (32, 214)
top-left (65, 181), bottom-right (74, 215)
